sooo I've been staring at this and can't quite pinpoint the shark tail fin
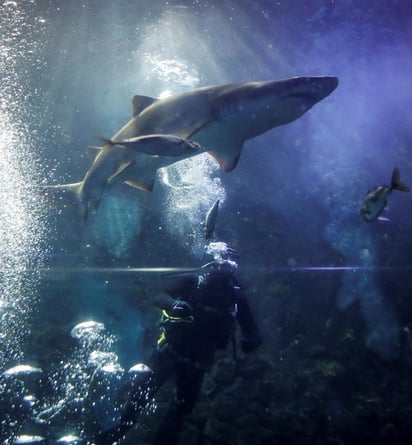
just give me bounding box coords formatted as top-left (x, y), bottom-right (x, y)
top-left (391, 167), bottom-right (410, 192)
top-left (41, 182), bottom-right (89, 222)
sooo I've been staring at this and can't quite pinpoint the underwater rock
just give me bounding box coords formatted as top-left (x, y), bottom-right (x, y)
top-left (313, 358), bottom-right (342, 379)
top-left (70, 321), bottom-right (105, 340)
top-left (249, 379), bottom-right (278, 407)
top-left (2, 364), bottom-right (44, 409)
top-left (305, 344), bottom-right (330, 359)
top-left (70, 321), bottom-right (109, 350)
top-left (208, 357), bottom-right (235, 386)
top-left (178, 423), bottom-right (201, 445)
top-left (203, 418), bottom-right (237, 444)
top-left (399, 421), bottom-right (412, 443)
top-left (235, 354), bottom-right (269, 379)
top-left (210, 391), bottom-right (244, 423)
top-left (236, 429), bottom-right (261, 445)
top-left (3, 365), bottom-right (42, 378)
top-left (86, 357), bottom-right (124, 433)
top-left (376, 423), bottom-right (401, 445)
top-left (129, 363), bottom-right (152, 374)
top-left (88, 350), bottom-right (123, 373)
top-left (10, 436), bottom-right (46, 445)
top-left (56, 435), bottom-right (83, 444)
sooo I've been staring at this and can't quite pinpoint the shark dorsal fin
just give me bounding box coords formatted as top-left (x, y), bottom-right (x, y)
top-left (132, 95), bottom-right (158, 117)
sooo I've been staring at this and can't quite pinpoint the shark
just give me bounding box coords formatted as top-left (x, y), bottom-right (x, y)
top-left (45, 134), bottom-right (201, 222)
top-left (47, 76), bottom-right (338, 220)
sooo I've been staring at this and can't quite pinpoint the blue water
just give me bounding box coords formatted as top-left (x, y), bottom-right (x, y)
top-left (1, 1), bottom-right (412, 444)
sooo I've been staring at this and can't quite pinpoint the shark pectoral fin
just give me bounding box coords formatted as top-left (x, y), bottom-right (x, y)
top-left (132, 95), bottom-right (158, 117)
top-left (124, 179), bottom-right (154, 192)
top-left (208, 151), bottom-right (241, 171)
top-left (207, 140), bottom-right (244, 172)
top-left (86, 146), bottom-right (103, 162)
top-left (108, 162), bottom-right (133, 183)
top-left (122, 163), bottom-right (158, 192)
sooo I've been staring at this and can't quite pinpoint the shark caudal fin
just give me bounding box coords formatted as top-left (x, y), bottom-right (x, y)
top-left (42, 182), bottom-right (82, 207)
top-left (41, 182), bottom-right (90, 223)
top-left (391, 167), bottom-right (410, 192)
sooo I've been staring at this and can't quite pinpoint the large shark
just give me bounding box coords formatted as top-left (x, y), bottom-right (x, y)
top-left (113, 75), bottom-right (337, 170)
top-left (48, 76), bottom-right (338, 220)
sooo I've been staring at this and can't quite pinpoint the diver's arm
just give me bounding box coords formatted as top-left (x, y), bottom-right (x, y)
top-left (152, 291), bottom-right (175, 309)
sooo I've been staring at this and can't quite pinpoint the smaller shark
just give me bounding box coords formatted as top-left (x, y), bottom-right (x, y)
top-left (44, 134), bottom-right (201, 222)
top-left (96, 134), bottom-right (201, 157)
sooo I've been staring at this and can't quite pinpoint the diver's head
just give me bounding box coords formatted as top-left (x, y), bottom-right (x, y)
top-left (161, 242), bottom-right (238, 281)
top-left (201, 259), bottom-right (236, 276)
top-left (205, 242), bottom-right (238, 263)
top-left (200, 242), bottom-right (239, 279)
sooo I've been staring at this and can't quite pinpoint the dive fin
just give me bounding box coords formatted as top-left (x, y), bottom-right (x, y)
top-left (132, 95), bottom-right (158, 117)
top-left (391, 167), bottom-right (410, 192)
top-left (205, 199), bottom-right (220, 240)
top-left (107, 162), bottom-right (133, 183)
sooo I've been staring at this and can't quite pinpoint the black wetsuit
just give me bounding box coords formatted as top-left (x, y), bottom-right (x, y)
top-left (92, 272), bottom-right (261, 445)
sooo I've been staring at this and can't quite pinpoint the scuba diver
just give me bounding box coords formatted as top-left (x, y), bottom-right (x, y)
top-left (92, 242), bottom-right (262, 445)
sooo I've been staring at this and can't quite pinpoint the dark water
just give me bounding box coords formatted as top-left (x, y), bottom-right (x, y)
top-left (1, 1), bottom-right (412, 444)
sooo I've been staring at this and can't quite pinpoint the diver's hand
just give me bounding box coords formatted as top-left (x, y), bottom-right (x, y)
top-left (240, 334), bottom-right (262, 353)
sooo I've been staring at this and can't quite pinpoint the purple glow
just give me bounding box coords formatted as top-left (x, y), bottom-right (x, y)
top-left (2, 265), bottom-right (411, 274)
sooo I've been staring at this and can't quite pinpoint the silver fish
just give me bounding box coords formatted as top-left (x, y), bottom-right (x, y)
top-left (360, 167), bottom-right (410, 222)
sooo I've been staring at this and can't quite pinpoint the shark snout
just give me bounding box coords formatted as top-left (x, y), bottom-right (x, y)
top-left (306, 76), bottom-right (339, 99)
top-left (318, 76), bottom-right (339, 96)
top-left (188, 140), bottom-right (201, 151)
top-left (286, 76), bottom-right (339, 102)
